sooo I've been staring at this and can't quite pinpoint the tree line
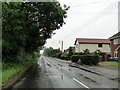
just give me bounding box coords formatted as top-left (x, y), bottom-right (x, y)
top-left (43, 48), bottom-right (107, 65)
top-left (2, 2), bottom-right (69, 63)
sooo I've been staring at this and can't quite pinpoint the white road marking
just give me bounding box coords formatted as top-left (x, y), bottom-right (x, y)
top-left (73, 78), bottom-right (90, 89)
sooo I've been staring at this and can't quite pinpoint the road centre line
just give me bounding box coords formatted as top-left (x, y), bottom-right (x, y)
top-left (73, 78), bottom-right (90, 89)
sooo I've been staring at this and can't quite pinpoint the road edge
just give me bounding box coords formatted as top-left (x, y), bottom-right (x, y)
top-left (2, 63), bottom-right (37, 90)
top-left (69, 63), bottom-right (103, 76)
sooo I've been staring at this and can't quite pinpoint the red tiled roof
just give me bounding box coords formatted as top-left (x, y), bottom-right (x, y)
top-left (74, 38), bottom-right (111, 45)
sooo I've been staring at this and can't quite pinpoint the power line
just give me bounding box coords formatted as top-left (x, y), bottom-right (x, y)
top-left (61, 0), bottom-right (118, 41)
top-left (70, 1), bottom-right (104, 8)
top-left (70, 0), bottom-right (118, 8)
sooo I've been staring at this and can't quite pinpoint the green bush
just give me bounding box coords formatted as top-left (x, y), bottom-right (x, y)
top-left (79, 52), bottom-right (84, 55)
top-left (55, 52), bottom-right (62, 59)
top-left (2, 53), bottom-right (38, 85)
top-left (80, 55), bottom-right (99, 65)
top-left (73, 52), bottom-right (79, 55)
top-left (73, 52), bottom-right (86, 55)
top-left (91, 55), bottom-right (100, 65)
top-left (83, 49), bottom-right (90, 55)
top-left (99, 55), bottom-right (104, 61)
top-left (61, 53), bottom-right (68, 60)
top-left (94, 50), bottom-right (105, 61)
top-left (71, 55), bottom-right (80, 62)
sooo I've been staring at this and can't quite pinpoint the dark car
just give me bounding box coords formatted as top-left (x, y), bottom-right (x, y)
top-left (108, 57), bottom-right (118, 62)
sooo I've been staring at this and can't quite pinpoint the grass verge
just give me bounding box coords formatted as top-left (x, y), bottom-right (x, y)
top-left (2, 55), bottom-right (39, 86)
top-left (99, 61), bottom-right (120, 67)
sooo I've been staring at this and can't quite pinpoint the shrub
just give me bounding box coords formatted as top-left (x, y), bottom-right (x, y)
top-left (73, 52), bottom-right (79, 55)
top-left (83, 49), bottom-right (90, 55)
top-left (73, 52), bottom-right (84, 55)
top-left (79, 52), bottom-right (84, 55)
top-left (80, 55), bottom-right (99, 65)
top-left (71, 55), bottom-right (80, 62)
top-left (55, 52), bottom-right (62, 59)
top-left (91, 55), bottom-right (100, 65)
top-left (61, 53), bottom-right (68, 60)
top-left (94, 50), bottom-right (105, 61)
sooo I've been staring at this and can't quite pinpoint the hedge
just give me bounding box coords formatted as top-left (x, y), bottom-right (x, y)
top-left (55, 52), bottom-right (62, 59)
top-left (71, 55), bottom-right (80, 62)
top-left (61, 53), bottom-right (68, 60)
top-left (80, 55), bottom-right (99, 65)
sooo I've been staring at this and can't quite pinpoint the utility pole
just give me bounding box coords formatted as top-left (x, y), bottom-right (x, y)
top-left (61, 40), bottom-right (63, 52)
top-left (59, 40), bottom-right (63, 52)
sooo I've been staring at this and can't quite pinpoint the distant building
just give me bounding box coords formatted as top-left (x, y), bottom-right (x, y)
top-left (109, 32), bottom-right (120, 60)
top-left (74, 38), bottom-right (111, 54)
top-left (64, 46), bottom-right (75, 54)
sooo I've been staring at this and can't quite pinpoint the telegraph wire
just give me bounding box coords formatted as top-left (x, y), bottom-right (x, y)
top-left (61, 0), bottom-right (118, 41)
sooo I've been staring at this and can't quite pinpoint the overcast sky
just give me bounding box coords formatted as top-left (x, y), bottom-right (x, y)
top-left (44, 0), bottom-right (119, 50)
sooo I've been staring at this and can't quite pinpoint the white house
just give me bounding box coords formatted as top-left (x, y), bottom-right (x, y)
top-left (74, 38), bottom-right (111, 54)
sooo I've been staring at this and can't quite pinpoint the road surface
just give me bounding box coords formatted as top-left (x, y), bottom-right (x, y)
top-left (12, 56), bottom-right (118, 89)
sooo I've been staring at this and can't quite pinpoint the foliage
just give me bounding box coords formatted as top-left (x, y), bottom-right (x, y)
top-left (71, 55), bottom-right (80, 62)
top-left (60, 53), bottom-right (68, 60)
top-left (73, 52), bottom-right (79, 55)
top-left (73, 52), bottom-right (84, 55)
top-left (2, 2), bottom-right (69, 63)
top-left (83, 49), bottom-right (90, 55)
top-left (55, 52), bottom-right (62, 59)
top-left (2, 52), bottom-right (39, 85)
top-left (80, 55), bottom-right (99, 65)
top-left (43, 47), bottom-right (61, 57)
top-left (94, 50), bottom-right (105, 61)
top-left (99, 61), bottom-right (120, 67)
top-left (67, 47), bottom-right (74, 59)
top-left (43, 47), bottom-right (70, 60)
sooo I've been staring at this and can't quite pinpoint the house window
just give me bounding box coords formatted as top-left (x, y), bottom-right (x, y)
top-left (118, 38), bottom-right (120, 44)
top-left (114, 51), bottom-right (118, 58)
top-left (76, 44), bottom-right (79, 48)
top-left (76, 44), bottom-right (77, 48)
top-left (98, 43), bottom-right (102, 47)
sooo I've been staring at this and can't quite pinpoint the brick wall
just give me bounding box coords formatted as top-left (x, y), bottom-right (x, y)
top-left (110, 40), bottom-right (119, 57)
top-left (111, 40), bottom-right (114, 57)
top-left (118, 49), bottom-right (120, 62)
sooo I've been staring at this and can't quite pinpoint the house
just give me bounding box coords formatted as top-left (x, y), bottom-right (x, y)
top-left (74, 38), bottom-right (111, 54)
top-left (109, 32), bottom-right (120, 61)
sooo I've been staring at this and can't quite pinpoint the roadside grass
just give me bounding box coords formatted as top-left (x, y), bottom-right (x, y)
top-left (0, 72), bottom-right (1, 89)
top-left (0, 40), bottom-right (1, 46)
top-left (2, 63), bottom-right (26, 85)
top-left (98, 61), bottom-right (120, 67)
top-left (2, 56), bottom-right (38, 86)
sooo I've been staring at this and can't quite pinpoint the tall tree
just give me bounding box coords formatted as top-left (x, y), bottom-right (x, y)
top-left (2, 2), bottom-right (69, 63)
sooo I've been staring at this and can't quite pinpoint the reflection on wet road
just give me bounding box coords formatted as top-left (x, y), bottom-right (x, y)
top-left (12, 56), bottom-right (118, 89)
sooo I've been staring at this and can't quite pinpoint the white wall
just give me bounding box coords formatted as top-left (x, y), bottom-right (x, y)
top-left (75, 41), bottom-right (80, 52)
top-left (75, 43), bottom-right (110, 53)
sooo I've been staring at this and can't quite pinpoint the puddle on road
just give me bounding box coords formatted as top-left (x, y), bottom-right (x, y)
top-left (47, 63), bottom-right (51, 67)
top-left (58, 63), bottom-right (62, 67)
top-left (46, 73), bottom-right (49, 76)
top-left (47, 72), bottom-right (65, 81)
top-left (37, 62), bottom-right (41, 66)
top-left (61, 75), bottom-right (64, 80)
top-left (69, 68), bottom-right (72, 71)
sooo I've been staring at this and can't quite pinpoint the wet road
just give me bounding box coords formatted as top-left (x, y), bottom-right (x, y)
top-left (12, 56), bottom-right (118, 89)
